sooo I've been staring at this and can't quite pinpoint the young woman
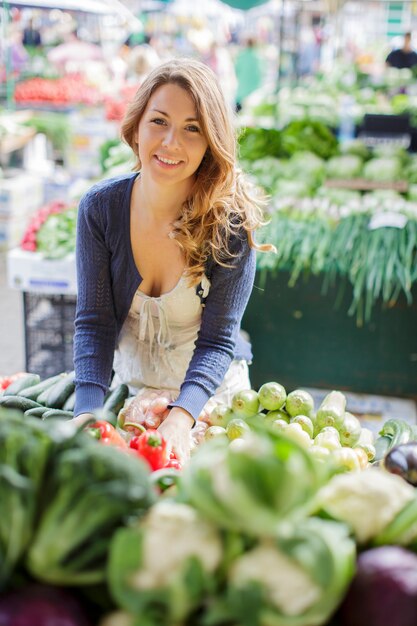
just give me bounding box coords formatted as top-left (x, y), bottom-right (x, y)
top-left (73, 58), bottom-right (272, 463)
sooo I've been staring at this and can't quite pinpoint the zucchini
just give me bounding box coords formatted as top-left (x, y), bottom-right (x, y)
top-left (0, 396), bottom-right (42, 412)
top-left (18, 373), bottom-right (65, 401)
top-left (316, 391), bottom-right (346, 430)
top-left (63, 391), bottom-right (76, 412)
top-left (3, 373), bottom-right (41, 396)
top-left (44, 371), bottom-right (75, 409)
top-left (42, 409), bottom-right (74, 421)
top-left (24, 406), bottom-right (50, 419)
top-left (103, 384), bottom-right (129, 416)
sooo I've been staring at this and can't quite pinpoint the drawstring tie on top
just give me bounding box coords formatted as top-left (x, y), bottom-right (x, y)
top-left (138, 298), bottom-right (173, 372)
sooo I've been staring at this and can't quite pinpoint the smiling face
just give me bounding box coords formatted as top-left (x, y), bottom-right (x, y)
top-left (135, 83), bottom-right (209, 192)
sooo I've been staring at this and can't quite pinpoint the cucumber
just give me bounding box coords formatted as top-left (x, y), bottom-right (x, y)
top-left (42, 409), bottom-right (74, 421)
top-left (24, 406), bottom-right (50, 419)
top-left (18, 373), bottom-right (65, 401)
top-left (44, 371), bottom-right (75, 409)
top-left (3, 373), bottom-right (41, 396)
top-left (0, 396), bottom-right (42, 412)
top-left (37, 385), bottom-right (53, 406)
top-left (103, 384), bottom-right (129, 416)
top-left (63, 391), bottom-right (76, 412)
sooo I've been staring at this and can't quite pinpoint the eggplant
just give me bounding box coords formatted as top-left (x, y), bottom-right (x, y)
top-left (0, 584), bottom-right (91, 626)
top-left (384, 443), bottom-right (417, 486)
top-left (338, 546), bottom-right (417, 626)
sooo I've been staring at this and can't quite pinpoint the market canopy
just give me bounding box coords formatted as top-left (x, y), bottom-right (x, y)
top-left (219, 0), bottom-right (270, 9)
top-left (3, 0), bottom-right (136, 15)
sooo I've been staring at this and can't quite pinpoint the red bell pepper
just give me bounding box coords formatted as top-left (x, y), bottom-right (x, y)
top-left (129, 429), bottom-right (168, 471)
top-left (87, 421), bottom-right (127, 449)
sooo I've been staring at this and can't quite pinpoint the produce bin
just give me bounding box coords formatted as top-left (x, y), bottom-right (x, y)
top-left (23, 292), bottom-right (76, 379)
top-left (242, 270), bottom-right (417, 399)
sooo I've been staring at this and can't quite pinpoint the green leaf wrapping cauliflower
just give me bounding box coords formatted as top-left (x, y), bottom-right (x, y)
top-left (108, 501), bottom-right (223, 625)
top-left (224, 518), bottom-right (355, 626)
top-left (180, 431), bottom-right (333, 537)
top-left (0, 410), bottom-right (53, 589)
top-left (315, 467), bottom-right (416, 544)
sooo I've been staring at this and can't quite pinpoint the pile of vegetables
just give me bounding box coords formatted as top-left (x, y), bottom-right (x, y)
top-left (14, 75), bottom-right (102, 107)
top-left (20, 200), bottom-right (77, 258)
top-left (242, 63), bottom-right (417, 129)
top-left (201, 384), bottom-right (374, 473)
top-left (0, 402), bottom-right (154, 620)
top-left (2, 367), bottom-right (417, 625)
top-left (256, 191), bottom-right (417, 325)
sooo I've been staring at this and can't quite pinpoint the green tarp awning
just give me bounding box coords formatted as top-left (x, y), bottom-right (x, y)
top-left (220, 0), bottom-right (270, 10)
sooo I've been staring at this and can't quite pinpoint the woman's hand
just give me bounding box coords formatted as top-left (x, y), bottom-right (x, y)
top-left (71, 413), bottom-right (95, 428)
top-left (158, 407), bottom-right (194, 465)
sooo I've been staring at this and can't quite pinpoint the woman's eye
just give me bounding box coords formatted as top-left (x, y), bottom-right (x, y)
top-left (150, 118), bottom-right (166, 125)
top-left (186, 125), bottom-right (200, 133)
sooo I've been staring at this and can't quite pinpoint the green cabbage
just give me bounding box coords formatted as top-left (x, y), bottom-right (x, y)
top-left (362, 157), bottom-right (402, 182)
top-left (326, 155), bottom-right (363, 179)
top-left (180, 431), bottom-right (333, 537)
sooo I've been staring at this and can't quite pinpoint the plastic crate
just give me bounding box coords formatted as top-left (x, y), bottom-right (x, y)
top-left (23, 292), bottom-right (76, 379)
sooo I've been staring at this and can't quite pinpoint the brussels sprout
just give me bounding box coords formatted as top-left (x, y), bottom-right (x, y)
top-left (258, 382), bottom-right (287, 412)
top-left (209, 403), bottom-right (234, 428)
top-left (226, 418), bottom-right (251, 441)
top-left (285, 389), bottom-right (315, 418)
top-left (264, 409), bottom-right (290, 424)
top-left (231, 390), bottom-right (260, 419)
top-left (205, 426), bottom-right (228, 441)
top-left (332, 447), bottom-right (361, 472)
top-left (291, 415), bottom-right (314, 438)
top-left (339, 412), bottom-right (362, 448)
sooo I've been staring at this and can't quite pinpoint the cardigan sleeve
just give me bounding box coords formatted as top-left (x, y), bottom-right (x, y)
top-left (73, 189), bottom-right (118, 416)
top-left (169, 232), bottom-right (256, 420)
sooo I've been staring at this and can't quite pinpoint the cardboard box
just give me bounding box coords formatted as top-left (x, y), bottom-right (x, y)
top-left (7, 248), bottom-right (77, 295)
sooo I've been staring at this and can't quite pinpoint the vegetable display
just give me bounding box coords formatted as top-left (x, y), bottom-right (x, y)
top-left (0, 405), bottom-right (155, 592)
top-left (1, 367), bottom-right (417, 625)
top-left (20, 200), bottom-right (76, 258)
top-left (14, 75), bottom-right (102, 107)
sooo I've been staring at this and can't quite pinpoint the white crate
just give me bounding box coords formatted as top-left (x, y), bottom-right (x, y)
top-left (0, 212), bottom-right (34, 250)
top-left (0, 172), bottom-right (44, 217)
top-left (65, 110), bottom-right (118, 178)
top-left (7, 248), bottom-right (77, 295)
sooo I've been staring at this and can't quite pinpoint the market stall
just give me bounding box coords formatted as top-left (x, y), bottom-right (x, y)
top-left (1, 1), bottom-right (417, 623)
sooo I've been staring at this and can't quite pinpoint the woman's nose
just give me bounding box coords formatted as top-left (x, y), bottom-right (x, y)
top-left (162, 127), bottom-right (181, 148)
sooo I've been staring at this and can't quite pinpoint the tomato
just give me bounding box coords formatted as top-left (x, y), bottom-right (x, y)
top-left (129, 429), bottom-right (168, 471)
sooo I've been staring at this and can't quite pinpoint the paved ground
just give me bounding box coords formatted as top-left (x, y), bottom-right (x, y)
top-left (0, 252), bottom-right (25, 375)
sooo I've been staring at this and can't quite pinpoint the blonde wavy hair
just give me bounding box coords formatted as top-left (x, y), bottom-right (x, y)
top-left (121, 57), bottom-right (273, 284)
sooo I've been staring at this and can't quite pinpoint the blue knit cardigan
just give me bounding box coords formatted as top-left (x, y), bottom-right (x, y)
top-left (73, 173), bottom-right (256, 420)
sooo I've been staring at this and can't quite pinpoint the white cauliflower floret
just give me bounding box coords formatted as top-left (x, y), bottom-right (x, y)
top-left (317, 467), bottom-right (415, 543)
top-left (229, 541), bottom-right (321, 616)
top-left (131, 501), bottom-right (222, 590)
